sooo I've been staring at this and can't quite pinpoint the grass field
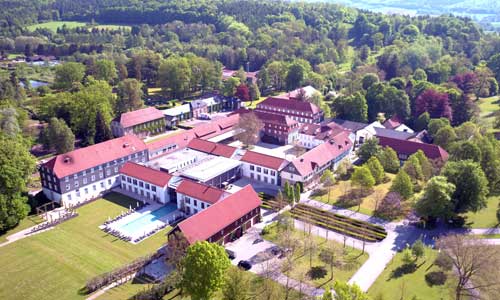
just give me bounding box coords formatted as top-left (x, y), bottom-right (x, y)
top-left (27, 21), bottom-right (87, 31)
top-left (477, 96), bottom-right (500, 132)
top-left (465, 196), bottom-right (500, 228)
top-left (0, 215), bottom-right (43, 243)
top-left (312, 174), bottom-right (395, 216)
top-left (0, 193), bottom-right (170, 300)
top-left (26, 21), bottom-right (131, 32)
top-left (262, 223), bottom-right (368, 288)
top-left (368, 247), bottom-right (453, 300)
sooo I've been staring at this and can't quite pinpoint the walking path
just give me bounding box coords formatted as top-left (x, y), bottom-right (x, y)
top-left (0, 225), bottom-right (54, 248)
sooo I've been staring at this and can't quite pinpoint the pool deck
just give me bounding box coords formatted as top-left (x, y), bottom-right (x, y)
top-left (100, 203), bottom-right (182, 244)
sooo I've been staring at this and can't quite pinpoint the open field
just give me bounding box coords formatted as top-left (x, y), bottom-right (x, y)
top-left (477, 96), bottom-right (500, 132)
top-left (368, 247), bottom-right (453, 300)
top-left (243, 96), bottom-right (267, 109)
top-left (0, 193), bottom-right (170, 300)
top-left (312, 174), bottom-right (395, 216)
top-left (27, 21), bottom-right (87, 31)
top-left (465, 196), bottom-right (500, 228)
top-left (262, 223), bottom-right (368, 288)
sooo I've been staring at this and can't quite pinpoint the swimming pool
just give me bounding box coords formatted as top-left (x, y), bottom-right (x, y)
top-left (118, 204), bottom-right (177, 236)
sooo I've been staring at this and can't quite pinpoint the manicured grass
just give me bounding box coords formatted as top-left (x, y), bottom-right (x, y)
top-left (104, 266), bottom-right (304, 300)
top-left (0, 215), bottom-right (43, 243)
top-left (465, 196), bottom-right (500, 228)
top-left (368, 248), bottom-right (452, 300)
top-left (263, 223), bottom-right (368, 288)
top-left (312, 174), bottom-right (395, 216)
top-left (0, 192), bottom-right (170, 300)
top-left (27, 21), bottom-right (87, 31)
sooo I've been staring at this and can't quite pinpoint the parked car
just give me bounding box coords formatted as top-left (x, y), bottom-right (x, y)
top-left (238, 260), bottom-right (252, 270)
top-left (226, 249), bottom-right (236, 260)
top-left (253, 238), bottom-right (264, 244)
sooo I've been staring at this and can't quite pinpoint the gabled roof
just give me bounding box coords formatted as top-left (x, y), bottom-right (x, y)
top-left (119, 107), bottom-right (164, 128)
top-left (330, 118), bottom-right (369, 132)
top-left (120, 162), bottom-right (172, 187)
top-left (289, 132), bottom-right (352, 176)
top-left (161, 104), bottom-right (191, 117)
top-left (187, 139), bottom-right (237, 158)
top-left (374, 127), bottom-right (414, 140)
top-left (378, 136), bottom-right (449, 161)
top-left (177, 185), bottom-right (261, 244)
top-left (176, 179), bottom-right (227, 205)
top-left (43, 135), bottom-right (147, 178)
top-left (255, 111), bottom-right (298, 127)
top-left (257, 97), bottom-right (321, 114)
top-left (240, 151), bottom-right (288, 170)
top-left (383, 115), bottom-right (402, 130)
top-left (299, 122), bottom-right (346, 141)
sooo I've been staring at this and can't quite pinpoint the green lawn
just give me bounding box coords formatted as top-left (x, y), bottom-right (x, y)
top-left (262, 223), bottom-right (368, 288)
top-left (0, 215), bottom-right (43, 243)
top-left (477, 96), bottom-right (500, 132)
top-left (27, 21), bottom-right (87, 31)
top-left (312, 174), bottom-right (395, 216)
top-left (368, 248), bottom-right (453, 300)
top-left (465, 196), bottom-right (500, 228)
top-left (0, 193), bottom-right (170, 300)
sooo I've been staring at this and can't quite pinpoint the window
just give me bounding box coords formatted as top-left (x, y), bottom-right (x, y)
top-left (74, 181), bottom-right (79, 188)
top-left (185, 197), bottom-right (190, 204)
top-left (114, 167), bottom-right (118, 173)
top-left (73, 174), bottom-right (77, 179)
top-left (121, 175), bottom-right (125, 181)
top-left (91, 175), bottom-right (95, 181)
top-left (271, 170), bottom-right (276, 176)
top-left (67, 194), bottom-right (71, 201)
top-left (83, 178), bottom-right (87, 184)
top-left (250, 165), bottom-right (254, 171)
top-left (201, 203), bottom-right (205, 209)
top-left (271, 178), bottom-right (275, 185)
top-left (127, 177), bottom-right (131, 183)
top-left (76, 190), bottom-right (80, 197)
top-left (106, 169), bottom-right (111, 176)
top-left (145, 184), bottom-right (150, 190)
top-left (84, 188), bottom-right (88, 194)
top-left (139, 182), bottom-right (144, 188)
top-left (100, 182), bottom-right (104, 188)
top-left (263, 169), bottom-right (269, 175)
top-left (93, 185), bottom-right (96, 191)
top-left (99, 172), bottom-right (104, 179)
top-left (66, 184), bottom-right (70, 191)
top-left (257, 167), bottom-right (261, 172)
top-left (152, 186), bottom-right (156, 192)
top-left (193, 200), bottom-right (198, 206)
top-left (108, 179), bottom-right (111, 185)
top-left (133, 179), bottom-right (137, 185)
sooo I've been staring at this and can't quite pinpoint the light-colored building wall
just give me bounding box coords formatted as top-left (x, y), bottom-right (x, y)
top-left (241, 162), bottom-right (279, 185)
top-left (176, 193), bottom-right (212, 216)
top-left (119, 175), bottom-right (169, 204)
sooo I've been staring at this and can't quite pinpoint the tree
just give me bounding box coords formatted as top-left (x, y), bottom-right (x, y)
top-left (47, 117), bottom-right (75, 154)
top-left (376, 146), bottom-right (400, 173)
top-left (235, 112), bottom-right (263, 147)
top-left (0, 133), bottom-right (36, 231)
top-left (248, 82), bottom-right (260, 101)
top-left (180, 241), bottom-right (231, 300)
top-left (222, 77), bottom-right (240, 97)
top-left (428, 118), bottom-right (451, 138)
top-left (321, 286), bottom-right (333, 300)
top-left (222, 268), bottom-right (251, 300)
top-left (402, 155), bottom-right (423, 183)
top-left (235, 84), bottom-right (250, 101)
top-left (436, 234), bottom-right (500, 300)
top-left (333, 281), bottom-right (369, 300)
top-left (115, 79), bottom-right (143, 115)
top-left (433, 126), bottom-right (457, 149)
top-left (487, 53), bottom-right (500, 81)
top-left (390, 170), bottom-right (413, 200)
top-left (449, 141), bottom-right (481, 163)
top-left (286, 62), bottom-right (305, 91)
top-left (416, 176), bottom-right (455, 219)
top-left (319, 247), bottom-right (338, 280)
top-left (413, 150), bottom-right (433, 180)
top-left (54, 62), bottom-right (85, 90)
top-left (294, 183), bottom-right (301, 204)
top-left (365, 156), bottom-right (384, 185)
top-left (320, 169), bottom-right (336, 202)
top-left (94, 110), bottom-right (112, 144)
top-left (414, 112), bottom-right (430, 131)
top-left (442, 160), bottom-right (489, 213)
top-left (361, 73), bottom-right (379, 90)
top-left (415, 89), bottom-right (453, 121)
top-left (351, 166), bottom-right (375, 190)
top-left (94, 59), bottom-right (117, 83)
top-left (332, 92), bottom-right (368, 123)
top-left (0, 107), bottom-right (21, 136)
top-left (356, 138), bottom-right (380, 163)
top-left (376, 192), bottom-right (403, 219)
top-left (411, 239), bottom-right (425, 262)
top-left (158, 56), bottom-right (191, 99)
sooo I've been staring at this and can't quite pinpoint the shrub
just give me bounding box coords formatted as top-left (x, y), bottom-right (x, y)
top-left (434, 252), bottom-right (453, 271)
top-left (425, 271), bottom-right (447, 286)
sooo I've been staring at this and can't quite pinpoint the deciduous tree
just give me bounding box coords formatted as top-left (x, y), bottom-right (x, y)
top-left (390, 170), bottom-right (413, 200)
top-left (235, 112), bottom-right (263, 147)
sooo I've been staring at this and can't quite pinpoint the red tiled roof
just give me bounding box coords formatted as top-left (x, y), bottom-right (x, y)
top-left (120, 107), bottom-right (164, 128)
top-left (299, 122), bottom-right (346, 141)
top-left (187, 139), bottom-right (236, 158)
top-left (255, 111), bottom-right (298, 127)
top-left (290, 132), bottom-right (353, 176)
top-left (240, 151), bottom-right (287, 170)
top-left (378, 136), bottom-right (449, 161)
top-left (383, 115), bottom-right (402, 130)
top-left (44, 135), bottom-right (147, 178)
top-left (176, 179), bottom-right (227, 204)
top-left (177, 185), bottom-right (261, 244)
top-left (257, 97), bottom-right (321, 114)
top-left (120, 162), bottom-right (172, 187)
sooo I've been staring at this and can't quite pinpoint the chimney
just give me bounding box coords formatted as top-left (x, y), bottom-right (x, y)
top-left (63, 156), bottom-right (71, 164)
top-left (123, 143), bottom-right (130, 148)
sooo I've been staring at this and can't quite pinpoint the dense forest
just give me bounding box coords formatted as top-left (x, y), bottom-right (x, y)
top-left (0, 0), bottom-right (500, 232)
